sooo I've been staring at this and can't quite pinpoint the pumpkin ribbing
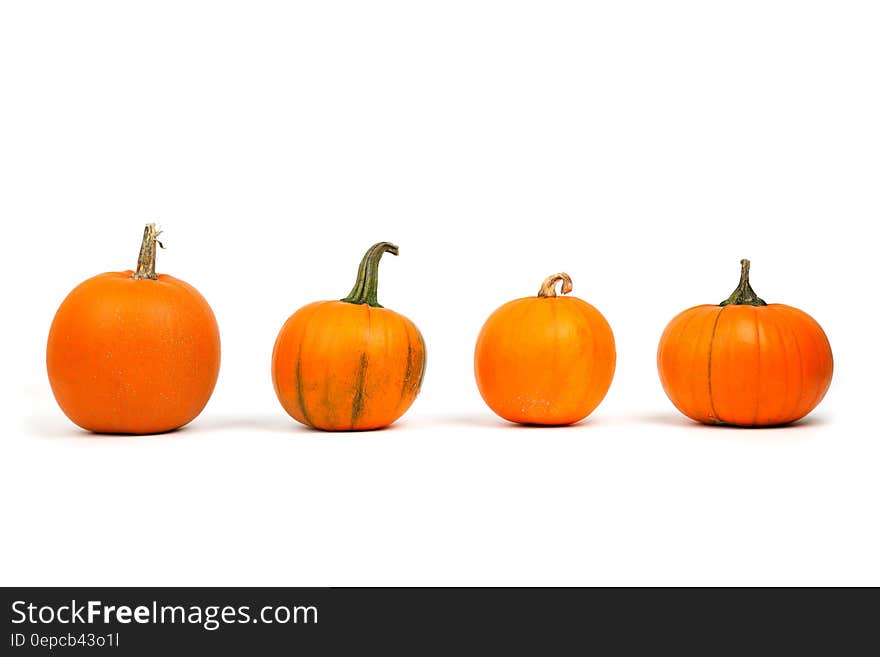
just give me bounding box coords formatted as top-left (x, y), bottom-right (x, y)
top-left (272, 242), bottom-right (426, 431)
top-left (657, 259), bottom-right (832, 426)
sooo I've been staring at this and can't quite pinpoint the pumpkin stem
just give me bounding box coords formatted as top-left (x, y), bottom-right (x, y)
top-left (538, 272), bottom-right (573, 298)
top-left (720, 259), bottom-right (767, 307)
top-left (131, 223), bottom-right (164, 280)
top-left (341, 241), bottom-right (399, 308)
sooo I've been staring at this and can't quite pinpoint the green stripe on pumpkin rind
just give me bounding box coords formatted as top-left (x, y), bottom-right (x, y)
top-left (295, 355), bottom-right (314, 428)
top-left (414, 329), bottom-right (427, 391)
top-left (398, 325), bottom-right (427, 408)
top-left (401, 342), bottom-right (415, 402)
top-left (706, 308), bottom-right (724, 425)
top-left (350, 352), bottom-right (369, 429)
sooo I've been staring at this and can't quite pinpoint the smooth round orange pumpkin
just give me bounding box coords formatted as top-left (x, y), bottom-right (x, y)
top-left (272, 242), bottom-right (426, 431)
top-left (474, 273), bottom-right (616, 426)
top-left (46, 224), bottom-right (221, 434)
top-left (657, 259), bottom-right (833, 427)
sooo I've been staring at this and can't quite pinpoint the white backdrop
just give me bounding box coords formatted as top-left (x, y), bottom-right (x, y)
top-left (1, 1), bottom-right (878, 586)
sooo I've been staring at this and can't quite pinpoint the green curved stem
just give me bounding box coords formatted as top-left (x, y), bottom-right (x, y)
top-left (341, 242), bottom-right (399, 307)
top-left (720, 259), bottom-right (767, 306)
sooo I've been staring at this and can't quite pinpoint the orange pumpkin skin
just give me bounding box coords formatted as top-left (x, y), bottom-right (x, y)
top-left (474, 273), bottom-right (616, 426)
top-left (657, 261), bottom-right (833, 427)
top-left (46, 227), bottom-right (220, 434)
top-left (271, 243), bottom-right (426, 431)
top-left (272, 301), bottom-right (426, 431)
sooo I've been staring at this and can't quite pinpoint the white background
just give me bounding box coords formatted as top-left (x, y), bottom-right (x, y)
top-left (1, 1), bottom-right (878, 586)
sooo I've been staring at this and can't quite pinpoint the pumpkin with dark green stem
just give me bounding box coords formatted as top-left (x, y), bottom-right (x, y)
top-left (657, 259), bottom-right (833, 426)
top-left (271, 242), bottom-right (427, 431)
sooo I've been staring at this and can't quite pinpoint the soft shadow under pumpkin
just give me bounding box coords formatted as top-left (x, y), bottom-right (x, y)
top-left (636, 412), bottom-right (830, 431)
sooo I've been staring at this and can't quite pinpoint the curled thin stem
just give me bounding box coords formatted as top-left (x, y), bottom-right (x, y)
top-left (538, 272), bottom-right (573, 298)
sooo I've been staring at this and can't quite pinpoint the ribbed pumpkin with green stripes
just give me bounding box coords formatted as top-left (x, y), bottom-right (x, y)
top-left (272, 242), bottom-right (427, 431)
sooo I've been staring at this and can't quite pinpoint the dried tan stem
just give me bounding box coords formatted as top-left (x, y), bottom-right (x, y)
top-left (537, 272), bottom-right (573, 298)
top-left (132, 223), bottom-right (162, 280)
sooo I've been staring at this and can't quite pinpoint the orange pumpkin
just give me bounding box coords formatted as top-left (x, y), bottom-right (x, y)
top-left (657, 259), bottom-right (833, 426)
top-left (46, 224), bottom-right (221, 434)
top-left (474, 273), bottom-right (616, 425)
top-left (272, 242), bottom-right (426, 431)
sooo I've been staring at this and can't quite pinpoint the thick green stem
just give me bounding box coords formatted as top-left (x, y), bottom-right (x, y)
top-left (538, 272), bottom-right (573, 298)
top-left (341, 242), bottom-right (399, 307)
top-left (131, 223), bottom-right (163, 280)
top-left (720, 259), bottom-right (767, 306)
